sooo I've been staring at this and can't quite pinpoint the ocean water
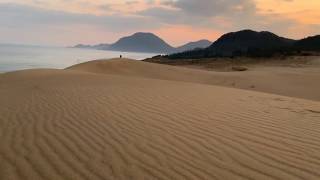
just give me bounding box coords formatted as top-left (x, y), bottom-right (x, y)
top-left (0, 44), bottom-right (156, 72)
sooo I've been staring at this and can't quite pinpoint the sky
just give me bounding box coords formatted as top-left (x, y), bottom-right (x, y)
top-left (0, 0), bottom-right (319, 46)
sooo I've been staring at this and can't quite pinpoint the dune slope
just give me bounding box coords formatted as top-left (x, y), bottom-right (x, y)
top-left (1, 65), bottom-right (320, 180)
top-left (68, 58), bottom-right (320, 101)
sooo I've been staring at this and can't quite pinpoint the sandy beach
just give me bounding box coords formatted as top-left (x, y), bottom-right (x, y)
top-left (1, 58), bottom-right (320, 180)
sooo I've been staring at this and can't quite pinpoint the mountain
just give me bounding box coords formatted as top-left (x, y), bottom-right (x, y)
top-left (92, 44), bottom-right (110, 50)
top-left (73, 30), bottom-right (320, 56)
top-left (294, 35), bottom-right (320, 51)
top-left (73, 33), bottom-right (211, 54)
top-left (73, 44), bottom-right (110, 50)
top-left (169, 30), bottom-right (297, 58)
top-left (108, 32), bottom-right (175, 53)
top-left (74, 44), bottom-right (93, 49)
top-left (208, 30), bottom-right (295, 55)
top-left (175, 40), bottom-right (212, 53)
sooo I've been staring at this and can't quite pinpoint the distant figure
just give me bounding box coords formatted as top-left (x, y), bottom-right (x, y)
top-left (120, 55), bottom-right (122, 59)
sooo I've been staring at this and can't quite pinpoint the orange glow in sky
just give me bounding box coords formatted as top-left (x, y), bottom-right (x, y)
top-left (255, 0), bottom-right (320, 24)
top-left (152, 25), bottom-right (223, 46)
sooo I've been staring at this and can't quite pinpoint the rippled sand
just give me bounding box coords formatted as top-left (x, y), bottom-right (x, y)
top-left (1, 59), bottom-right (320, 180)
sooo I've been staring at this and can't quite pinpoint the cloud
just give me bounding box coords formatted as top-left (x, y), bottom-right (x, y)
top-left (0, 3), bottom-right (159, 30)
top-left (140, 0), bottom-right (260, 28)
top-left (170, 0), bottom-right (256, 17)
top-left (0, 0), bottom-right (319, 45)
top-left (0, 3), bottom-right (164, 45)
top-left (139, 0), bottom-right (274, 29)
top-left (140, 0), bottom-right (319, 39)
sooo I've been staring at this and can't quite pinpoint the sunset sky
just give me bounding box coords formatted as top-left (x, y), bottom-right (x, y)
top-left (0, 0), bottom-right (319, 46)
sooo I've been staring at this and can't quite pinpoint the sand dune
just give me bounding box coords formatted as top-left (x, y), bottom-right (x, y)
top-left (69, 58), bottom-right (320, 101)
top-left (1, 59), bottom-right (320, 180)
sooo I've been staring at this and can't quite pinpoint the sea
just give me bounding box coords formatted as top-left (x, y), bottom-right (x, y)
top-left (0, 44), bottom-right (156, 72)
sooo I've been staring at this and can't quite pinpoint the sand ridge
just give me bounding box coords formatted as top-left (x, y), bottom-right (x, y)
top-left (1, 59), bottom-right (320, 179)
top-left (68, 58), bottom-right (320, 101)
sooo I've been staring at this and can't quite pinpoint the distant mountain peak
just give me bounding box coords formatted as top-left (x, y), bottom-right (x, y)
top-left (108, 32), bottom-right (174, 53)
top-left (122, 32), bottom-right (166, 41)
top-left (132, 32), bottom-right (156, 36)
top-left (175, 39), bottom-right (212, 53)
top-left (72, 33), bottom-right (211, 54)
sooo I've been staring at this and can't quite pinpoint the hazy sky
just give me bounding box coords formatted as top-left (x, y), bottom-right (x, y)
top-left (0, 0), bottom-right (319, 46)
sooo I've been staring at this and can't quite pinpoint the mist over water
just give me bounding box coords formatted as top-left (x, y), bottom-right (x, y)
top-left (0, 44), bottom-right (156, 72)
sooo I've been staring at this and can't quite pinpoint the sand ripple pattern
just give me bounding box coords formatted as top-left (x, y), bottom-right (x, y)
top-left (1, 69), bottom-right (320, 180)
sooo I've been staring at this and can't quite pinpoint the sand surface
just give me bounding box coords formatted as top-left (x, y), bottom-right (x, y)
top-left (1, 58), bottom-right (320, 180)
top-left (70, 58), bottom-right (320, 101)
